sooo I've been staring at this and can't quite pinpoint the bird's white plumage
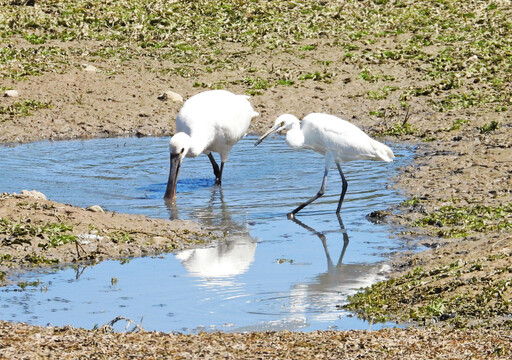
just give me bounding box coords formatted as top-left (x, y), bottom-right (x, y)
top-left (174, 90), bottom-right (258, 162)
top-left (255, 112), bottom-right (394, 215)
top-left (164, 90), bottom-right (258, 201)
top-left (300, 113), bottom-right (394, 163)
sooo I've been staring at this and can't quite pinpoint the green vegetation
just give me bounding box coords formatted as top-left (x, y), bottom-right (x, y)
top-left (243, 76), bottom-right (270, 96)
top-left (379, 122), bottom-right (415, 136)
top-left (1, 0), bottom-right (509, 110)
top-left (358, 68), bottom-right (395, 83)
top-left (478, 120), bottom-right (500, 134)
top-left (298, 71), bottom-right (334, 82)
top-left (415, 203), bottom-right (512, 238)
top-left (400, 197), bottom-right (419, 207)
top-left (344, 256), bottom-right (512, 329)
top-left (0, 218), bottom-right (77, 248)
top-left (448, 118), bottom-right (469, 131)
top-left (0, 100), bottom-right (51, 118)
top-left (367, 86), bottom-right (399, 100)
top-left (108, 231), bottom-right (134, 244)
top-left (17, 280), bottom-right (41, 290)
top-left (24, 254), bottom-right (59, 265)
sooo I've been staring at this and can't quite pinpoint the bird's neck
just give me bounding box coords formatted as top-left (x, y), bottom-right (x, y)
top-left (285, 123), bottom-right (304, 150)
top-left (186, 136), bottom-right (205, 158)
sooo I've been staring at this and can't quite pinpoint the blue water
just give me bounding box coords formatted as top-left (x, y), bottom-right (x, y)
top-left (0, 136), bottom-right (415, 332)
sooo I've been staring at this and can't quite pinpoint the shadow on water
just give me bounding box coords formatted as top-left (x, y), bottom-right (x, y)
top-left (0, 135), bottom-right (415, 333)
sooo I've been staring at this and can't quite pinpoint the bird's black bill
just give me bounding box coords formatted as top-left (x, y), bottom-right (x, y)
top-left (164, 153), bottom-right (181, 202)
top-left (254, 125), bottom-right (282, 146)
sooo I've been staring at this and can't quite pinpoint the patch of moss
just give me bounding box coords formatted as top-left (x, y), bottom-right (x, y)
top-left (344, 256), bottom-right (512, 329)
top-left (0, 100), bottom-right (52, 119)
top-left (1, 218), bottom-right (77, 248)
top-left (478, 120), bottom-right (499, 134)
top-left (379, 122), bottom-right (415, 136)
top-left (416, 204), bottom-right (512, 238)
top-left (24, 254), bottom-right (59, 265)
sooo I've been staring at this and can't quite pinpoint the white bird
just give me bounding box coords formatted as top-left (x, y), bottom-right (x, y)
top-left (255, 113), bottom-right (394, 218)
top-left (164, 90), bottom-right (259, 202)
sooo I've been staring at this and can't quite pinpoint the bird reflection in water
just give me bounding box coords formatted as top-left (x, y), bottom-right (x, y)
top-left (288, 215), bottom-right (389, 323)
top-left (166, 188), bottom-right (257, 284)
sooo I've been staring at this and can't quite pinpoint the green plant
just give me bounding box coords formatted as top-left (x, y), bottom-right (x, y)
top-left (0, 100), bottom-right (51, 118)
top-left (380, 122), bottom-right (415, 136)
top-left (479, 121), bottom-right (499, 134)
top-left (367, 86), bottom-right (399, 100)
top-left (449, 119), bottom-right (469, 131)
top-left (416, 203), bottom-right (512, 238)
top-left (422, 299), bottom-right (446, 317)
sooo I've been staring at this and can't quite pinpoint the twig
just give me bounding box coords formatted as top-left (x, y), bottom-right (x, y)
top-left (402, 107), bottom-right (411, 126)
top-left (100, 316), bottom-right (145, 333)
top-left (74, 239), bottom-right (86, 258)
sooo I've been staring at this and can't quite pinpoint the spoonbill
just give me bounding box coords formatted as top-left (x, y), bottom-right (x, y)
top-left (255, 113), bottom-right (394, 218)
top-left (164, 90), bottom-right (258, 202)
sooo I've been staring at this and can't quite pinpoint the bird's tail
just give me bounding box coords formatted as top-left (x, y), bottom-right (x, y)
top-left (371, 139), bottom-right (395, 162)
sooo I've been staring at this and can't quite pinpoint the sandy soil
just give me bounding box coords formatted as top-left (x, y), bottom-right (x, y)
top-left (1, 1), bottom-right (511, 357)
top-left (1, 320), bottom-right (510, 359)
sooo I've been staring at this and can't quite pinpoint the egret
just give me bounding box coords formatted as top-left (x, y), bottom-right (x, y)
top-left (164, 90), bottom-right (259, 202)
top-left (255, 113), bottom-right (394, 218)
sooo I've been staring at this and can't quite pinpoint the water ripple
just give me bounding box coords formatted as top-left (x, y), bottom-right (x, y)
top-left (0, 135), bottom-right (416, 333)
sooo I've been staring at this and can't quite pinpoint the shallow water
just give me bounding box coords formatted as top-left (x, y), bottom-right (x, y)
top-left (0, 136), bottom-right (415, 333)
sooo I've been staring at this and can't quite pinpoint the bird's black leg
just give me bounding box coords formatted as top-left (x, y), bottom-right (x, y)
top-left (207, 153), bottom-right (222, 185)
top-left (288, 168), bottom-right (329, 219)
top-left (218, 162), bottom-right (225, 185)
top-left (335, 162), bottom-right (348, 213)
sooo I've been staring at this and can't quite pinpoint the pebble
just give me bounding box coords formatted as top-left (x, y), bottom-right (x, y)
top-left (18, 190), bottom-right (47, 200)
top-left (3, 89), bottom-right (19, 98)
top-left (157, 91), bottom-right (183, 103)
top-left (149, 236), bottom-right (168, 245)
top-left (78, 234), bottom-right (104, 243)
top-left (86, 205), bottom-right (104, 213)
top-left (83, 64), bottom-right (99, 73)
top-left (466, 55), bottom-right (479, 63)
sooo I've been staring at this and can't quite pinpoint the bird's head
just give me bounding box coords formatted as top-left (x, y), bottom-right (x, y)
top-left (254, 114), bottom-right (298, 146)
top-left (164, 133), bottom-right (191, 202)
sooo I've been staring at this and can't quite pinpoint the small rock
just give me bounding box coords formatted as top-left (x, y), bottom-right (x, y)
top-left (83, 64), bottom-right (98, 73)
top-left (149, 236), bottom-right (168, 245)
top-left (19, 190), bottom-right (47, 200)
top-left (466, 55), bottom-right (479, 63)
top-left (158, 91), bottom-right (183, 103)
top-left (78, 234), bottom-right (104, 243)
top-left (4, 89), bottom-right (19, 98)
top-left (86, 205), bottom-right (104, 213)
top-left (366, 210), bottom-right (390, 224)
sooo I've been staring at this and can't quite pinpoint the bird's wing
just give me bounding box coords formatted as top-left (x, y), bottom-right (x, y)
top-left (302, 114), bottom-right (394, 162)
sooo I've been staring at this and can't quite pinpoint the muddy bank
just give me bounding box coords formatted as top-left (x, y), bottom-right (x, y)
top-left (0, 192), bottom-right (213, 283)
top-left (1, 0), bottom-right (511, 357)
top-left (1, 320), bottom-right (510, 359)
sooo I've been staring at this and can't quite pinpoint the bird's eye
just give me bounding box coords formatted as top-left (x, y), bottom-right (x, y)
top-left (280, 121), bottom-right (285, 127)
top-left (180, 148), bottom-right (184, 154)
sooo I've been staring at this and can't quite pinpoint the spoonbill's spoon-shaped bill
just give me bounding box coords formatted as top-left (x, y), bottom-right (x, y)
top-left (164, 90), bottom-right (258, 202)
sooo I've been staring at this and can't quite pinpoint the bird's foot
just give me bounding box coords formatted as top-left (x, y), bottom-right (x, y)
top-left (286, 212), bottom-right (295, 220)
